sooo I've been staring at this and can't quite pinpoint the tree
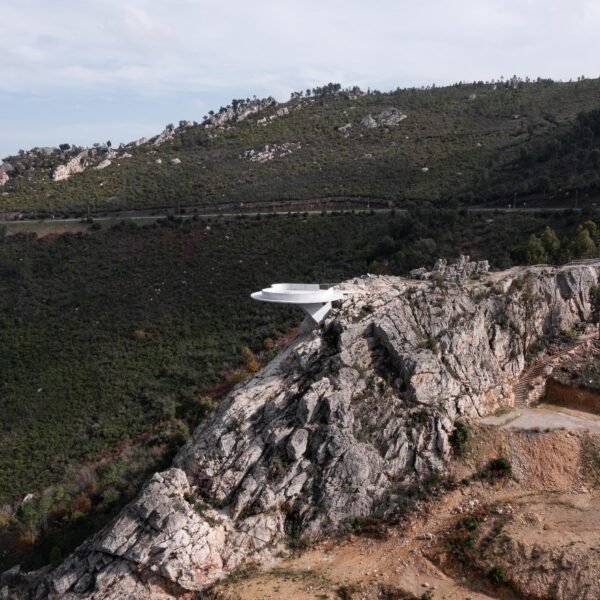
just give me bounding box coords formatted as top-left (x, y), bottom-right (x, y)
top-left (573, 227), bottom-right (596, 258)
top-left (557, 236), bottom-right (573, 264)
top-left (590, 284), bottom-right (600, 339)
top-left (540, 226), bottom-right (560, 261)
top-left (579, 220), bottom-right (600, 245)
top-left (241, 347), bottom-right (260, 373)
top-left (526, 234), bottom-right (547, 264)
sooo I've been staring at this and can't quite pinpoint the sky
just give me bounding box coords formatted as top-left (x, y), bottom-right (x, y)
top-left (1, 0), bottom-right (599, 159)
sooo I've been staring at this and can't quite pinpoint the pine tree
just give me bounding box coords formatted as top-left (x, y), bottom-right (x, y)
top-left (526, 234), bottom-right (547, 264)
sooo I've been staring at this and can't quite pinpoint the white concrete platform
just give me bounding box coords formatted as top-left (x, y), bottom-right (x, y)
top-left (251, 283), bottom-right (347, 323)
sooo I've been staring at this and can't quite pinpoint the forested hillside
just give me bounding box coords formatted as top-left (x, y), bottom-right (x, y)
top-left (2, 77), bottom-right (600, 214)
top-left (0, 208), bottom-right (598, 571)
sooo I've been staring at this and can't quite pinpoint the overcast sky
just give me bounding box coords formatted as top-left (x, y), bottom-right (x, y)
top-left (1, 0), bottom-right (599, 158)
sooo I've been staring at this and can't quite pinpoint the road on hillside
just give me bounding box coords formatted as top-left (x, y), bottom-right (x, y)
top-left (0, 205), bottom-right (591, 231)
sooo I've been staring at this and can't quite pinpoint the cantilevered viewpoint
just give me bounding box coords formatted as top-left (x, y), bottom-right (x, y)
top-left (251, 283), bottom-right (346, 323)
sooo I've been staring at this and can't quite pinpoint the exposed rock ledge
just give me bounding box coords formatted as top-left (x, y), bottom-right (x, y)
top-left (14, 259), bottom-right (600, 599)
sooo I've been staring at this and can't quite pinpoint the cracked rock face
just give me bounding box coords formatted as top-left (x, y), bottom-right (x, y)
top-left (52, 151), bottom-right (89, 181)
top-left (206, 97), bottom-right (277, 129)
top-left (27, 260), bottom-right (600, 599)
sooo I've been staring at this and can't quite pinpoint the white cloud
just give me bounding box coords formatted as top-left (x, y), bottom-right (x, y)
top-left (2, 0), bottom-right (598, 96)
top-left (1, 0), bottom-right (598, 155)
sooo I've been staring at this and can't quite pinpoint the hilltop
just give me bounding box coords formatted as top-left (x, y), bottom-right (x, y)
top-left (2, 78), bottom-right (600, 215)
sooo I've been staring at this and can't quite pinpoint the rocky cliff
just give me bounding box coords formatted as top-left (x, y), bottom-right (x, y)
top-left (15, 259), bottom-right (600, 599)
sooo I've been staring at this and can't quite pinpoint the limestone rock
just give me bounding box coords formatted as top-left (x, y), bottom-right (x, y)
top-left (240, 143), bottom-right (300, 163)
top-left (376, 107), bottom-right (407, 126)
top-left (207, 98), bottom-right (277, 129)
top-left (361, 108), bottom-right (407, 128)
top-left (53, 151), bottom-right (89, 181)
top-left (24, 259), bottom-right (600, 599)
top-left (151, 126), bottom-right (175, 146)
top-left (411, 256), bottom-right (489, 282)
top-left (93, 160), bottom-right (111, 171)
top-left (360, 114), bottom-right (378, 128)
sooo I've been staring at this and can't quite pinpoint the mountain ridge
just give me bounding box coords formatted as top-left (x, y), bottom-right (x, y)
top-left (2, 78), bottom-right (600, 215)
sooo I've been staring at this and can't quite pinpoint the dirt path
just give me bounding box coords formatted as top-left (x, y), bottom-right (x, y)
top-left (482, 404), bottom-right (600, 431)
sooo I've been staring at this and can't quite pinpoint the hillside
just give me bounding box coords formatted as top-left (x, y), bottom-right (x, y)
top-left (1, 209), bottom-right (599, 574)
top-left (10, 257), bottom-right (600, 600)
top-left (2, 78), bottom-right (600, 215)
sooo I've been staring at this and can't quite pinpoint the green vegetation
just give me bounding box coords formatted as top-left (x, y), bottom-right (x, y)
top-left (3, 78), bottom-right (600, 214)
top-left (449, 421), bottom-right (470, 458)
top-left (480, 457), bottom-right (513, 479)
top-left (487, 565), bottom-right (507, 585)
top-left (462, 516), bottom-right (480, 532)
top-left (420, 337), bottom-right (438, 353)
top-left (554, 348), bottom-right (600, 391)
top-left (525, 220), bottom-right (600, 264)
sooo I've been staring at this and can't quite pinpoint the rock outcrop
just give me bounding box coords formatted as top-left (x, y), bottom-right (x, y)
top-left (240, 142), bottom-right (301, 163)
top-left (53, 151), bottom-right (90, 181)
top-left (409, 255), bottom-right (490, 281)
top-left (361, 108), bottom-right (407, 128)
top-left (360, 114), bottom-right (378, 129)
top-left (206, 97), bottom-right (277, 129)
top-left (257, 105), bottom-right (290, 127)
top-left (150, 126), bottom-right (175, 147)
top-left (0, 162), bottom-right (14, 186)
top-left (20, 259), bottom-right (600, 599)
top-left (93, 159), bottom-right (111, 171)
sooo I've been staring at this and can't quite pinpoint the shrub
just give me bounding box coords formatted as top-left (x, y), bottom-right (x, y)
top-left (449, 421), bottom-right (469, 457)
top-left (420, 337), bottom-right (438, 353)
top-left (482, 456), bottom-right (513, 479)
top-left (488, 565), bottom-right (506, 585)
top-left (462, 516), bottom-right (479, 531)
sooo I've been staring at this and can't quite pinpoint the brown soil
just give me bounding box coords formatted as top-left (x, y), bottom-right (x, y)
top-left (208, 426), bottom-right (600, 600)
top-left (545, 377), bottom-right (600, 415)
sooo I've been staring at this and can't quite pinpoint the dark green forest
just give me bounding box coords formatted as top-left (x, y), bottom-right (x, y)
top-left (0, 209), bottom-right (598, 570)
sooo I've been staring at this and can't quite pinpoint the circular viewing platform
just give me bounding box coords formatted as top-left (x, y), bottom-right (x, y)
top-left (251, 283), bottom-right (347, 323)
